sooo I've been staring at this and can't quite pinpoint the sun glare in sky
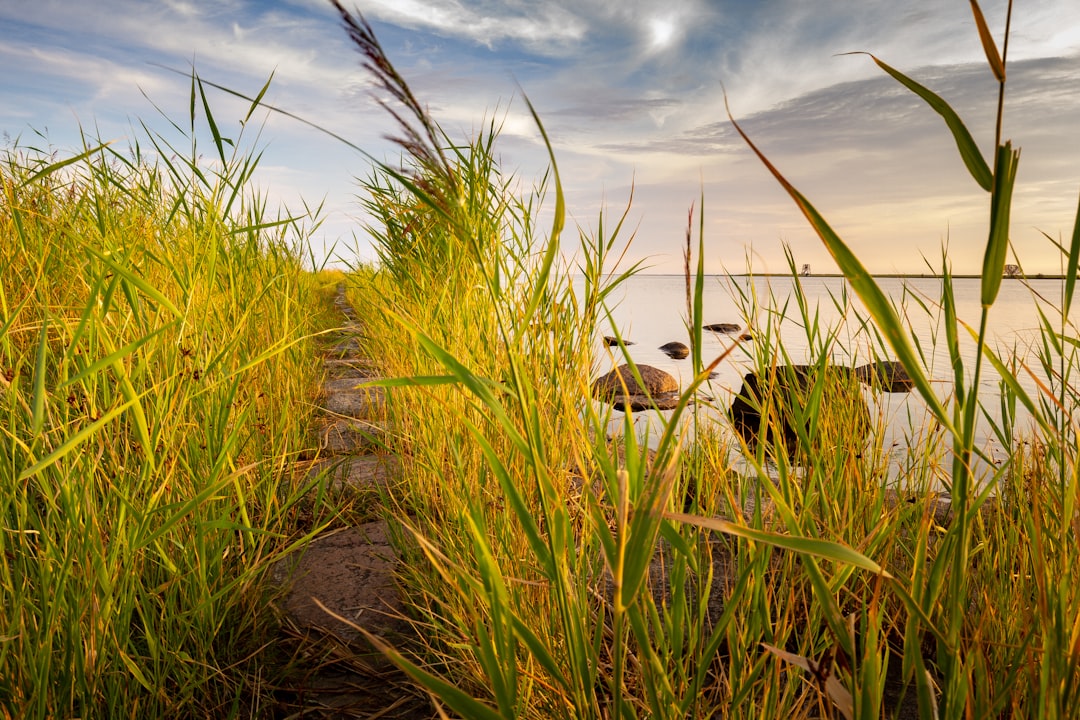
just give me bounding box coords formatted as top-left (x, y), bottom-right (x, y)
top-left (647, 17), bottom-right (676, 51)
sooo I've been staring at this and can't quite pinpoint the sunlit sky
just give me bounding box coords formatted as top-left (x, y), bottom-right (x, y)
top-left (3, 1), bottom-right (1080, 274)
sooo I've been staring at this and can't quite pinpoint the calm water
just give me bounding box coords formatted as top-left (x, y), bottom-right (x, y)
top-left (586, 274), bottom-right (1077, 484)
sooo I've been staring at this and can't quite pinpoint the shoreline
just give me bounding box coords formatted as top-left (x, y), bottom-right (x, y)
top-left (617, 273), bottom-right (1070, 280)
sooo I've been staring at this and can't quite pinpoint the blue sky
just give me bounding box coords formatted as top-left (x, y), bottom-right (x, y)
top-left (3, 1), bottom-right (1080, 274)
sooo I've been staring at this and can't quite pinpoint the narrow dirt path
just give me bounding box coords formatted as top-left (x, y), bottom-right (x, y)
top-left (270, 285), bottom-right (435, 719)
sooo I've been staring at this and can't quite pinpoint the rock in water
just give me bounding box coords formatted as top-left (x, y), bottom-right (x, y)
top-left (729, 364), bottom-right (869, 458)
top-left (612, 394), bottom-right (681, 411)
top-left (602, 335), bottom-right (634, 347)
top-left (854, 360), bottom-right (914, 393)
top-left (659, 341), bottom-right (689, 360)
top-left (593, 364), bottom-right (678, 396)
top-left (703, 322), bottom-right (741, 334)
top-left (593, 364), bottom-right (680, 411)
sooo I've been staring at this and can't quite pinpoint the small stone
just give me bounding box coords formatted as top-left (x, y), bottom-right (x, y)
top-left (320, 419), bottom-right (387, 455)
top-left (703, 322), bottom-right (741, 334)
top-left (659, 341), bottom-right (689, 360)
top-left (330, 337), bottom-right (363, 356)
top-left (272, 521), bottom-right (411, 662)
top-left (323, 378), bottom-right (384, 418)
top-left (309, 455), bottom-right (400, 491)
top-left (323, 357), bottom-right (379, 380)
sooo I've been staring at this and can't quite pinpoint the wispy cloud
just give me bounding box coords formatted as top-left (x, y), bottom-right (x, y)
top-left (359, 0), bottom-right (586, 51)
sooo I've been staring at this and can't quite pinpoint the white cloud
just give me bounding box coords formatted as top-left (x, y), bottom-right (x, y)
top-left (357, 0), bottom-right (586, 51)
top-left (162, 0), bottom-right (201, 18)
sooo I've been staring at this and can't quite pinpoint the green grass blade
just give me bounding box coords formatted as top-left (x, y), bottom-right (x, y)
top-left (197, 76), bottom-right (230, 167)
top-left (962, 321), bottom-right (1049, 434)
top-left (1064, 187), bottom-right (1080, 315)
top-left (410, 329), bottom-right (530, 457)
top-left (81, 244), bottom-right (182, 318)
top-left (942, 268), bottom-right (965, 401)
top-left (0, 295), bottom-right (30, 342)
top-left (356, 627), bottom-right (504, 720)
top-left (525, 93), bottom-right (564, 245)
top-left (19, 397), bottom-right (139, 481)
top-left (226, 335), bottom-right (306, 378)
top-left (846, 52), bottom-right (993, 192)
top-left (189, 70), bottom-right (197, 133)
top-left (692, 198), bottom-right (705, 370)
top-left (666, 512), bottom-right (890, 577)
top-left (136, 466), bottom-right (251, 552)
top-left (111, 359), bottom-right (155, 472)
top-left (981, 142), bottom-right (1020, 307)
top-left (30, 315), bottom-right (49, 436)
top-left (801, 554), bottom-right (859, 662)
top-left (243, 71), bottom-right (275, 126)
top-left (510, 616), bottom-right (573, 695)
top-left (61, 324), bottom-right (173, 389)
top-left (65, 271), bottom-right (112, 360)
top-left (227, 215), bottom-right (300, 236)
top-left (17, 142), bottom-right (110, 189)
top-left (152, 61), bottom-right (378, 160)
top-left (118, 650), bottom-right (155, 693)
top-left (465, 415), bottom-right (552, 568)
top-left (516, 93), bottom-right (564, 339)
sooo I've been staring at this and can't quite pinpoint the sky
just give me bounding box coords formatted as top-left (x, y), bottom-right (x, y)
top-left (3, 1), bottom-right (1080, 275)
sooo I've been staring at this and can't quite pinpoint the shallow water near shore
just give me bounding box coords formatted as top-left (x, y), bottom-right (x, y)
top-left (585, 273), bottom-right (1076, 487)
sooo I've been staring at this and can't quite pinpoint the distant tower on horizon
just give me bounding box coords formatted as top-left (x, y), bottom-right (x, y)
top-left (801, 263), bottom-right (811, 276)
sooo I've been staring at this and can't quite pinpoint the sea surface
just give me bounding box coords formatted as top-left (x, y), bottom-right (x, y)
top-left (585, 274), bottom-right (1078, 485)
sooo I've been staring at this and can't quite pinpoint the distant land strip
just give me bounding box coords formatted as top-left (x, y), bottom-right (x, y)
top-left (639, 273), bottom-right (1070, 280)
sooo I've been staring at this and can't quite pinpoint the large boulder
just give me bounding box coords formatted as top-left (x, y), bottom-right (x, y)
top-left (593, 364), bottom-right (680, 411)
top-left (593, 364), bottom-right (678, 396)
top-left (728, 364), bottom-right (870, 458)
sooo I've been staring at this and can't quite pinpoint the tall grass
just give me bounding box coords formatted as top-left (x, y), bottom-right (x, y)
top-left (0, 78), bottom-right (341, 718)
top-left (724, 0), bottom-right (1079, 714)
top-left (335, 2), bottom-right (1079, 717)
